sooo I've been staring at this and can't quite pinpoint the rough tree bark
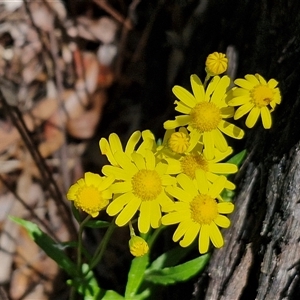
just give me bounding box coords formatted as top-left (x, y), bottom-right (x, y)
top-left (188, 1), bottom-right (300, 299)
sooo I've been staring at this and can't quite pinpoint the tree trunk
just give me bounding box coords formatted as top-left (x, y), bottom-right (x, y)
top-left (192, 1), bottom-right (300, 299)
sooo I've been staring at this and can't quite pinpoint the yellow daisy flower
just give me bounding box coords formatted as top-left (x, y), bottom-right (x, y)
top-left (67, 172), bottom-right (114, 218)
top-left (164, 75), bottom-right (244, 160)
top-left (228, 74), bottom-right (281, 129)
top-left (103, 150), bottom-right (175, 233)
top-left (205, 52), bottom-right (228, 76)
top-left (161, 172), bottom-right (234, 254)
top-left (165, 147), bottom-right (237, 190)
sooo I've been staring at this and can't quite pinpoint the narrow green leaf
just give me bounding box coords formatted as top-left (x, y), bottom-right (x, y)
top-left (145, 253), bottom-right (210, 285)
top-left (10, 216), bottom-right (78, 277)
top-left (125, 254), bottom-right (149, 298)
top-left (125, 289), bottom-right (150, 300)
top-left (226, 149), bottom-right (247, 166)
top-left (84, 220), bottom-right (110, 229)
top-left (148, 246), bottom-right (191, 271)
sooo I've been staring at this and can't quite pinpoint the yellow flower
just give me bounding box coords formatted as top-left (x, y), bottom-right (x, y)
top-left (99, 130), bottom-right (154, 166)
top-left (129, 236), bottom-right (149, 257)
top-left (164, 75), bottom-right (244, 159)
top-left (67, 172), bottom-right (114, 218)
top-left (205, 52), bottom-right (228, 75)
top-left (161, 172), bottom-right (234, 254)
top-left (165, 147), bottom-right (237, 191)
top-left (103, 150), bottom-right (175, 233)
top-left (228, 74), bottom-right (281, 129)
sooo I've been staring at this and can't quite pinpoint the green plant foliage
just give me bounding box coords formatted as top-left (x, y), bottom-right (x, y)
top-left (84, 220), bottom-right (111, 228)
top-left (10, 216), bottom-right (78, 277)
top-left (125, 254), bottom-right (150, 299)
top-left (144, 253), bottom-right (210, 285)
top-left (227, 149), bottom-right (247, 167)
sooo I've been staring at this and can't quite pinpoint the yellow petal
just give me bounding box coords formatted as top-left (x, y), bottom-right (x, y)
top-left (175, 101), bottom-right (192, 114)
top-left (234, 102), bottom-right (254, 119)
top-left (138, 201), bottom-right (151, 233)
top-left (99, 138), bottom-right (118, 166)
top-left (172, 85), bottom-right (196, 108)
top-left (211, 75), bottom-right (230, 105)
top-left (149, 201), bottom-right (162, 229)
top-left (195, 169), bottom-right (209, 195)
top-left (218, 120), bottom-right (245, 139)
top-left (209, 163), bottom-right (238, 174)
top-left (214, 215), bottom-right (231, 228)
top-left (109, 133), bottom-right (123, 153)
top-left (268, 78), bottom-right (279, 89)
top-left (209, 175), bottom-right (226, 198)
top-left (179, 222), bottom-right (200, 247)
top-left (199, 224), bottom-right (210, 254)
top-left (245, 74), bottom-right (259, 85)
top-left (173, 219), bottom-right (191, 242)
top-left (218, 202), bottom-right (234, 214)
top-left (176, 173), bottom-right (198, 197)
top-left (165, 185), bottom-right (192, 203)
top-left (191, 74), bottom-right (205, 102)
top-left (115, 197), bottom-right (140, 226)
top-left (106, 193), bottom-right (132, 216)
top-left (228, 95), bottom-right (251, 106)
top-left (212, 129), bottom-right (228, 153)
top-left (245, 106), bottom-right (260, 128)
top-left (125, 131), bottom-right (141, 156)
top-left (203, 131), bottom-right (214, 160)
top-left (164, 115), bottom-right (191, 129)
top-left (209, 222), bottom-right (224, 248)
top-left (261, 106), bottom-right (272, 129)
top-left (234, 78), bottom-right (255, 90)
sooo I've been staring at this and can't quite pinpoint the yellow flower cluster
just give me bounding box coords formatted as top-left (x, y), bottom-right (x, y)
top-left (66, 51), bottom-right (281, 255)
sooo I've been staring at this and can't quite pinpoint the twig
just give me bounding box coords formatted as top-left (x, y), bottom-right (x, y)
top-left (0, 175), bottom-right (60, 243)
top-left (93, 0), bottom-right (132, 29)
top-left (0, 89), bottom-right (77, 239)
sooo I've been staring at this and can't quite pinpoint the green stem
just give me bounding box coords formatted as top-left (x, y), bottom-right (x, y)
top-left (70, 214), bottom-right (91, 300)
top-left (88, 218), bottom-right (116, 271)
top-left (77, 215), bottom-right (92, 273)
top-left (203, 73), bottom-right (211, 88)
top-left (147, 225), bottom-right (165, 249)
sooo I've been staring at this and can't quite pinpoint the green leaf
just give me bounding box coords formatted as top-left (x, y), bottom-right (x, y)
top-left (226, 149), bottom-right (247, 166)
top-left (10, 216), bottom-right (78, 277)
top-left (125, 254), bottom-right (149, 299)
top-left (145, 253), bottom-right (210, 285)
top-left (84, 220), bottom-right (110, 229)
top-left (148, 246), bottom-right (191, 271)
top-left (67, 264), bottom-right (104, 299)
top-left (102, 290), bottom-right (124, 300)
top-left (125, 289), bottom-right (150, 300)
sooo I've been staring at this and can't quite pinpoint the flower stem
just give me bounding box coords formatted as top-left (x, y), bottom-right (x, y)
top-left (77, 215), bottom-right (91, 273)
top-left (69, 214), bottom-right (91, 300)
top-left (88, 218), bottom-right (116, 271)
top-left (147, 225), bottom-right (165, 249)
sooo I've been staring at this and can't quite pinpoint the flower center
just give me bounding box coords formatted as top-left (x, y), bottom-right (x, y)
top-left (168, 132), bottom-right (189, 153)
top-left (181, 154), bottom-right (209, 179)
top-left (76, 186), bottom-right (106, 214)
top-left (190, 194), bottom-right (218, 224)
top-left (190, 102), bottom-right (221, 132)
top-left (132, 169), bottom-right (162, 201)
top-left (251, 85), bottom-right (273, 108)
